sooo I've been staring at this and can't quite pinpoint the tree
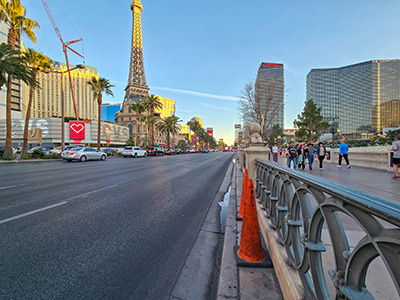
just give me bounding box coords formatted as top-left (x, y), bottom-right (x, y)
top-left (187, 120), bottom-right (202, 148)
top-left (293, 99), bottom-right (329, 143)
top-left (140, 115), bottom-right (156, 142)
top-left (87, 77), bottom-right (114, 150)
top-left (0, 0), bottom-right (39, 159)
top-left (130, 102), bottom-right (145, 146)
top-left (266, 124), bottom-right (285, 147)
top-left (176, 139), bottom-right (188, 149)
top-left (239, 79), bottom-right (282, 140)
top-left (22, 49), bottom-right (51, 154)
top-left (158, 115), bottom-right (181, 149)
top-left (141, 94), bottom-right (162, 146)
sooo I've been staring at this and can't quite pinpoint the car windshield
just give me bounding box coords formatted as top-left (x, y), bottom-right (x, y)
top-left (124, 147), bottom-right (133, 150)
top-left (70, 148), bottom-right (83, 151)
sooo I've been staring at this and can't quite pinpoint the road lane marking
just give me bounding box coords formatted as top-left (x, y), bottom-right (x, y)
top-left (0, 184), bottom-right (26, 190)
top-left (0, 201), bottom-right (68, 225)
top-left (0, 173), bottom-right (151, 225)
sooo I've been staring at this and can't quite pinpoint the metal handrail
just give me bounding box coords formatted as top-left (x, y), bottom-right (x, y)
top-left (255, 158), bottom-right (400, 300)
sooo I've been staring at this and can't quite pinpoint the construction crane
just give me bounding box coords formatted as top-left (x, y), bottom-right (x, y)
top-left (40, 0), bottom-right (84, 121)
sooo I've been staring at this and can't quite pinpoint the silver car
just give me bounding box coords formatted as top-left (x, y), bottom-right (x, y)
top-left (61, 147), bottom-right (107, 162)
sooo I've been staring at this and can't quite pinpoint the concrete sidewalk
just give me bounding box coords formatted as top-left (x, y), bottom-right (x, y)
top-left (274, 156), bottom-right (400, 203)
top-left (217, 160), bottom-right (283, 300)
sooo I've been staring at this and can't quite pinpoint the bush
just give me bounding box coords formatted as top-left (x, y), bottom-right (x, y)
top-left (44, 153), bottom-right (61, 159)
top-left (20, 153), bottom-right (32, 160)
top-left (31, 150), bottom-right (45, 159)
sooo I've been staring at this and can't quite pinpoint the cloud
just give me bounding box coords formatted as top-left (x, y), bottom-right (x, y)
top-left (202, 103), bottom-right (237, 113)
top-left (151, 86), bottom-right (242, 102)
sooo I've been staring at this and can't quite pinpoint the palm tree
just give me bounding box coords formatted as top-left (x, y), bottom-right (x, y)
top-left (187, 120), bottom-right (202, 148)
top-left (140, 115), bottom-right (156, 143)
top-left (0, 43), bottom-right (35, 89)
top-left (141, 94), bottom-right (162, 146)
top-left (0, 0), bottom-right (39, 159)
top-left (158, 115), bottom-right (181, 149)
top-left (22, 49), bottom-right (51, 154)
top-left (87, 77), bottom-right (114, 150)
top-left (130, 102), bottom-right (145, 146)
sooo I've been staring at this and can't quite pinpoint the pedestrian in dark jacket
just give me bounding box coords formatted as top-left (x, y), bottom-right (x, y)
top-left (316, 142), bottom-right (328, 170)
top-left (297, 144), bottom-right (306, 170)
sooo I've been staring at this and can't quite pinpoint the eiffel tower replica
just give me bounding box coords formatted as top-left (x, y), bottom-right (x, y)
top-left (124, 0), bottom-right (149, 103)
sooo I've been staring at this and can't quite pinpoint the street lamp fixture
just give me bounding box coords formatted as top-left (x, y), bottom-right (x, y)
top-left (48, 64), bottom-right (86, 151)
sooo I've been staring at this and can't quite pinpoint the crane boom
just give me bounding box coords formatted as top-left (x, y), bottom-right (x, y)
top-left (40, 0), bottom-right (85, 121)
top-left (40, 0), bottom-right (63, 44)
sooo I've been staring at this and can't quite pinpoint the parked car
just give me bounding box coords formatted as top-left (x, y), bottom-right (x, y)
top-left (0, 147), bottom-right (4, 157)
top-left (175, 149), bottom-right (182, 154)
top-left (146, 147), bottom-right (164, 156)
top-left (27, 146), bottom-right (55, 155)
top-left (122, 146), bottom-right (147, 158)
top-left (188, 149), bottom-right (196, 153)
top-left (61, 147), bottom-right (107, 162)
top-left (101, 148), bottom-right (117, 155)
top-left (164, 148), bottom-right (175, 155)
top-left (201, 149), bottom-right (209, 153)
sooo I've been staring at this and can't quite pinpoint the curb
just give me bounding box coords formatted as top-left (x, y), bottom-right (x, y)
top-left (217, 158), bottom-right (240, 300)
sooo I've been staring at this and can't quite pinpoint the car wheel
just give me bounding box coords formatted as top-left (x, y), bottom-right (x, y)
top-left (134, 153), bottom-right (138, 158)
top-left (80, 155), bottom-right (87, 162)
top-left (101, 155), bottom-right (106, 161)
top-left (144, 152), bottom-right (147, 157)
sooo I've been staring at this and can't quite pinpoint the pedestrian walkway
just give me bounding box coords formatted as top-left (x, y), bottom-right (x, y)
top-left (273, 156), bottom-right (400, 204)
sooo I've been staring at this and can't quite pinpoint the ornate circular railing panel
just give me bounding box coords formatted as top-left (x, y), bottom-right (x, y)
top-left (255, 159), bottom-right (400, 300)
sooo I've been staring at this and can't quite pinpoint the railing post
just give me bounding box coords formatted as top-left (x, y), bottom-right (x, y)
top-left (238, 147), bottom-right (244, 171)
top-left (244, 123), bottom-right (270, 182)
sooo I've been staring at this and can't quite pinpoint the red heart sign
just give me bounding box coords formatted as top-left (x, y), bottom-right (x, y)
top-left (69, 121), bottom-right (85, 140)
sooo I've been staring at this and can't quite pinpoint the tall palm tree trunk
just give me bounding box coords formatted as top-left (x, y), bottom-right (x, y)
top-left (4, 29), bottom-right (17, 159)
top-left (167, 132), bottom-right (170, 149)
top-left (4, 76), bottom-right (13, 158)
top-left (22, 82), bottom-right (35, 154)
top-left (135, 114), bottom-right (140, 146)
top-left (97, 95), bottom-right (102, 151)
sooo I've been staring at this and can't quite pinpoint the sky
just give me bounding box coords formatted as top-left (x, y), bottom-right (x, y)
top-left (22, 0), bottom-right (400, 145)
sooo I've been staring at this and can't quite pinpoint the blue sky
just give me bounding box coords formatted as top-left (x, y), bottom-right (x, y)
top-left (22, 0), bottom-right (400, 145)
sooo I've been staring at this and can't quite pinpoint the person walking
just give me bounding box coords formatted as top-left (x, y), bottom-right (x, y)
top-left (272, 143), bottom-right (279, 163)
top-left (297, 144), bottom-right (306, 170)
top-left (287, 142), bottom-right (298, 169)
top-left (391, 135), bottom-right (400, 179)
top-left (316, 142), bottom-right (328, 171)
top-left (305, 143), bottom-right (316, 170)
top-left (337, 139), bottom-right (351, 168)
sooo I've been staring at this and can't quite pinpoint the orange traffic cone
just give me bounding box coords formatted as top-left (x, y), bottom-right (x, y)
top-left (236, 178), bottom-right (271, 267)
top-left (237, 169), bottom-right (248, 220)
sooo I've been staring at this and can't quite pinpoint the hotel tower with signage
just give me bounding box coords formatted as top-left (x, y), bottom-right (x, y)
top-left (255, 63), bottom-right (284, 130)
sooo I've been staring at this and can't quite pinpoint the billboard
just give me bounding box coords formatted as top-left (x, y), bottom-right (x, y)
top-left (69, 121), bottom-right (85, 140)
top-left (207, 127), bottom-right (213, 137)
top-left (260, 62), bottom-right (283, 69)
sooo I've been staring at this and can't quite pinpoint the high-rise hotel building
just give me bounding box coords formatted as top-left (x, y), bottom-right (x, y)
top-left (255, 63), bottom-right (284, 130)
top-left (307, 60), bottom-right (400, 134)
top-left (0, 22), bottom-right (22, 120)
top-left (22, 61), bottom-right (100, 120)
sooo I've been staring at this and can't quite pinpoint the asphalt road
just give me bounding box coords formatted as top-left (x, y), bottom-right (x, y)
top-left (0, 152), bottom-right (234, 300)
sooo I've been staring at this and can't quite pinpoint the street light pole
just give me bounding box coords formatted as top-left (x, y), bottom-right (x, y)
top-left (54, 64), bottom-right (85, 151)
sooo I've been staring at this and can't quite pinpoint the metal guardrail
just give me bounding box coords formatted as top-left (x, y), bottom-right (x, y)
top-left (255, 158), bottom-right (400, 300)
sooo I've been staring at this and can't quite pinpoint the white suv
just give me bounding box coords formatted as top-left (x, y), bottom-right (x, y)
top-left (122, 146), bottom-right (147, 158)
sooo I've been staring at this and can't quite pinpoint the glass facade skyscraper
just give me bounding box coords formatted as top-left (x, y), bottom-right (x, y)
top-left (256, 63), bottom-right (284, 130)
top-left (307, 60), bottom-right (400, 134)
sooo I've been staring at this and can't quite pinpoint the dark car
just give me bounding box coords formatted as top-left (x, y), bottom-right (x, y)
top-left (101, 148), bottom-right (117, 155)
top-left (0, 147), bottom-right (4, 157)
top-left (164, 148), bottom-right (175, 155)
top-left (146, 147), bottom-right (164, 156)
